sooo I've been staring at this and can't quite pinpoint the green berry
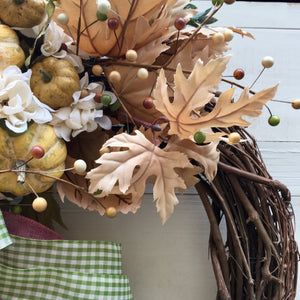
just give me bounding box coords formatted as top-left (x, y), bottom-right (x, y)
top-left (212, 0), bottom-right (223, 5)
top-left (194, 131), bottom-right (206, 144)
top-left (12, 205), bottom-right (22, 214)
top-left (101, 94), bottom-right (112, 105)
top-left (268, 115), bottom-right (280, 126)
top-left (109, 100), bottom-right (121, 111)
top-left (97, 11), bottom-right (108, 21)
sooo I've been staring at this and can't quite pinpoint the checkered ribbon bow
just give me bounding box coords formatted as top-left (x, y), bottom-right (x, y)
top-left (0, 210), bottom-right (132, 300)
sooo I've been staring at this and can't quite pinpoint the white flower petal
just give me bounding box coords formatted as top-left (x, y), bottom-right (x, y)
top-left (80, 73), bottom-right (89, 89)
top-left (5, 117), bottom-right (27, 133)
top-left (96, 115), bottom-right (112, 130)
top-left (52, 107), bottom-right (72, 121)
top-left (54, 125), bottom-right (72, 141)
top-left (64, 54), bottom-right (84, 73)
top-left (80, 109), bottom-right (93, 124)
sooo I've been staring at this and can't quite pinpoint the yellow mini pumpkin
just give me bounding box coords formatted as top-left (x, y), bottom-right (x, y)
top-left (30, 57), bottom-right (80, 109)
top-left (0, 123), bottom-right (67, 196)
top-left (0, 24), bottom-right (25, 71)
top-left (0, 0), bottom-right (46, 28)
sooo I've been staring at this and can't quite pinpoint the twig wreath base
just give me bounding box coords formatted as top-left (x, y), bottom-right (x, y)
top-left (196, 126), bottom-right (298, 300)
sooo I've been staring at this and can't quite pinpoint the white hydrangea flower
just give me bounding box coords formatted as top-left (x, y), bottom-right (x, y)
top-left (50, 73), bottom-right (116, 141)
top-left (41, 20), bottom-right (85, 73)
top-left (0, 66), bottom-right (53, 133)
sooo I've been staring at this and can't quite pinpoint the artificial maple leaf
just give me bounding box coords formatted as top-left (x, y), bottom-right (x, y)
top-left (164, 135), bottom-right (220, 182)
top-left (153, 55), bottom-right (231, 137)
top-left (228, 27), bottom-right (255, 39)
top-left (57, 172), bottom-right (141, 215)
top-left (86, 130), bottom-right (196, 223)
top-left (103, 35), bottom-right (170, 123)
top-left (56, 0), bottom-right (177, 56)
top-left (190, 86), bottom-right (279, 128)
top-left (153, 56), bottom-right (278, 138)
top-left (167, 0), bottom-right (197, 32)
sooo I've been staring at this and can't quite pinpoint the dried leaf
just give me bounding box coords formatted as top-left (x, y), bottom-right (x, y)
top-left (57, 0), bottom-right (177, 56)
top-left (153, 55), bottom-right (278, 138)
top-left (86, 130), bottom-right (196, 223)
top-left (228, 27), bottom-right (255, 39)
top-left (56, 172), bottom-right (140, 215)
top-left (153, 56), bottom-right (231, 137)
top-left (194, 86), bottom-right (279, 128)
top-left (103, 34), bottom-right (170, 123)
top-left (165, 135), bottom-right (220, 182)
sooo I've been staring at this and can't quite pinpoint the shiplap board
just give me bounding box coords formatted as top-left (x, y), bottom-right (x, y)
top-left (55, 2), bottom-right (300, 299)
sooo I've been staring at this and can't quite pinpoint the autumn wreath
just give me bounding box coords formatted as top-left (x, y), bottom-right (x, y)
top-left (0, 0), bottom-right (298, 299)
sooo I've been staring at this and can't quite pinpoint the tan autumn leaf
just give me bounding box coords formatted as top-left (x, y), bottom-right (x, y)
top-left (57, 172), bottom-right (141, 215)
top-left (228, 27), bottom-right (255, 39)
top-left (56, 0), bottom-right (177, 56)
top-left (191, 85), bottom-right (279, 128)
top-left (153, 55), bottom-right (279, 138)
top-left (167, 0), bottom-right (197, 32)
top-left (103, 34), bottom-right (171, 122)
top-left (86, 130), bottom-right (196, 223)
top-left (153, 55), bottom-right (231, 137)
top-left (165, 135), bottom-right (219, 181)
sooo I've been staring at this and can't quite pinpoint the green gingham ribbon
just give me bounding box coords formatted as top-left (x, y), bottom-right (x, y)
top-left (0, 211), bottom-right (12, 250)
top-left (0, 211), bottom-right (133, 299)
top-left (0, 235), bottom-right (123, 274)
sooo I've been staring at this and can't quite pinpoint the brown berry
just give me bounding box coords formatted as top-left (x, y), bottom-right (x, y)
top-left (233, 68), bottom-right (245, 80)
top-left (94, 92), bottom-right (103, 103)
top-left (143, 97), bottom-right (154, 109)
top-left (31, 146), bottom-right (45, 159)
top-left (224, 0), bottom-right (236, 4)
top-left (108, 18), bottom-right (119, 30)
top-left (174, 17), bottom-right (186, 30)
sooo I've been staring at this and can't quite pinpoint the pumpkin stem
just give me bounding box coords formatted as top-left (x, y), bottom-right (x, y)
top-left (12, 161), bottom-right (29, 184)
top-left (13, 0), bottom-right (25, 4)
top-left (39, 69), bottom-right (52, 83)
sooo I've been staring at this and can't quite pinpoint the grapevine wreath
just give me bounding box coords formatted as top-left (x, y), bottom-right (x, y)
top-left (0, 0), bottom-right (299, 299)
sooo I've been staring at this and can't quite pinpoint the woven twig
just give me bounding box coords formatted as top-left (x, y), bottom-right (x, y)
top-left (196, 127), bottom-right (298, 300)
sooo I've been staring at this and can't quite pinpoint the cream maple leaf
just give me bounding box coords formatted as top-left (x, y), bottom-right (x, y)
top-left (86, 130), bottom-right (196, 224)
top-left (57, 172), bottom-right (141, 216)
top-left (164, 135), bottom-right (219, 182)
top-left (153, 56), bottom-right (278, 138)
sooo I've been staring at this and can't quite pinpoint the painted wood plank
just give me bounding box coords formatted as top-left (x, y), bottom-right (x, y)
top-left (194, 1), bottom-right (300, 29)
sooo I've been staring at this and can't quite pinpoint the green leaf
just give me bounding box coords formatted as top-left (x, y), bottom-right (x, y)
top-left (0, 119), bottom-right (33, 137)
top-left (93, 189), bottom-right (103, 195)
top-left (184, 3), bottom-right (197, 9)
top-left (25, 0), bottom-right (56, 67)
top-left (187, 8), bottom-right (218, 27)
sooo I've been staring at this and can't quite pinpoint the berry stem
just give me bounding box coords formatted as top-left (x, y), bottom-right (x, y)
top-left (23, 180), bottom-right (39, 198)
top-left (114, 30), bottom-right (121, 51)
top-left (80, 19), bottom-right (99, 36)
top-left (162, 2), bottom-right (223, 68)
top-left (265, 104), bottom-right (273, 117)
top-left (249, 67), bottom-right (265, 90)
top-left (117, 0), bottom-right (137, 57)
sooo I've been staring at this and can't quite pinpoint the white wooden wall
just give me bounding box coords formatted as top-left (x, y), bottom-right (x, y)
top-left (55, 2), bottom-right (300, 299)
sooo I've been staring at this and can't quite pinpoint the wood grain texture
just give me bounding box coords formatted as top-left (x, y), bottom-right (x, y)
top-left (55, 1), bottom-right (300, 299)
